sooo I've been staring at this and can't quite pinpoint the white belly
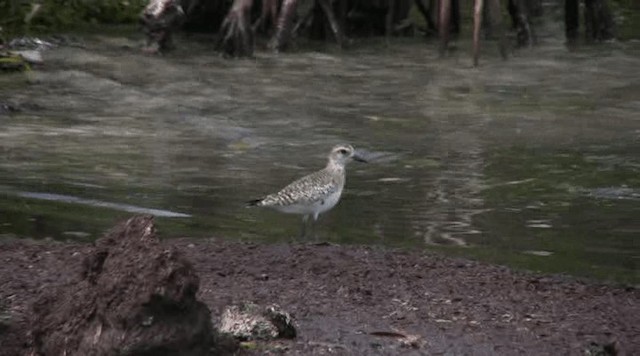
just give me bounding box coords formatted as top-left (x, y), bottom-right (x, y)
top-left (274, 190), bottom-right (343, 218)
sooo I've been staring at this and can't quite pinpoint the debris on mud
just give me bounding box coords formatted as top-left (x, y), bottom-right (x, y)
top-left (30, 215), bottom-right (235, 356)
top-left (369, 330), bottom-right (425, 349)
top-left (219, 303), bottom-right (296, 341)
top-left (0, 216), bottom-right (638, 355)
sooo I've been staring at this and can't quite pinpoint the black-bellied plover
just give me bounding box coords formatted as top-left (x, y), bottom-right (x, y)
top-left (248, 144), bottom-right (367, 238)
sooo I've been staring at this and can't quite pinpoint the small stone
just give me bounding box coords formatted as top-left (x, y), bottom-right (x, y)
top-left (264, 305), bottom-right (296, 338)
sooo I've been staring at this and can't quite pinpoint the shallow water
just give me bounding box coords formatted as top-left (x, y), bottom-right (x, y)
top-left (1, 15), bottom-right (639, 284)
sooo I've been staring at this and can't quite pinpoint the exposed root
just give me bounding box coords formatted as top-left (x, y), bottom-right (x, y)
top-left (140, 0), bottom-right (185, 53)
top-left (217, 0), bottom-right (254, 57)
top-left (269, 0), bottom-right (299, 52)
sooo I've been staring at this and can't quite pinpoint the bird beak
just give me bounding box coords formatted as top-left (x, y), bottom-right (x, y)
top-left (352, 152), bottom-right (368, 163)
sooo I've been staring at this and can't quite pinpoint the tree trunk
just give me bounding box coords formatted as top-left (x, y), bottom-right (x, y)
top-left (472, 0), bottom-right (483, 67)
top-left (253, 0), bottom-right (279, 34)
top-left (386, 0), bottom-right (396, 42)
top-left (438, 0), bottom-right (451, 55)
top-left (318, 0), bottom-right (345, 46)
top-left (270, 0), bottom-right (299, 51)
top-left (450, 0), bottom-right (460, 34)
top-left (338, 0), bottom-right (348, 37)
top-left (529, 0), bottom-right (543, 17)
top-left (414, 0), bottom-right (437, 35)
top-left (565, 0), bottom-right (579, 41)
top-left (520, 0), bottom-right (534, 47)
top-left (509, 0), bottom-right (534, 48)
top-left (585, 0), bottom-right (615, 41)
top-left (487, 0), bottom-right (508, 60)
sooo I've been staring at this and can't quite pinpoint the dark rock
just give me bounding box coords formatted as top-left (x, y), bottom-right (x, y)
top-left (585, 341), bottom-right (618, 356)
top-left (264, 304), bottom-right (296, 339)
top-left (31, 215), bottom-right (234, 356)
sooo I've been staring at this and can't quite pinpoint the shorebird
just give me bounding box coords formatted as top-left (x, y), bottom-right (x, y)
top-left (248, 144), bottom-right (367, 238)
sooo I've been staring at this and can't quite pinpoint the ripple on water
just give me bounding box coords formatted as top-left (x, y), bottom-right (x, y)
top-left (0, 23), bottom-right (639, 284)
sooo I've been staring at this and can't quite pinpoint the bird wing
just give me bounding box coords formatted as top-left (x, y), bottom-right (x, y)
top-left (259, 169), bottom-right (342, 207)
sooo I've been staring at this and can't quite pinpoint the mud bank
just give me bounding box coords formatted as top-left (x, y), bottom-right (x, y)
top-left (0, 220), bottom-right (638, 355)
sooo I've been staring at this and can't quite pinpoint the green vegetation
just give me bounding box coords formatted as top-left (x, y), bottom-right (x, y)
top-left (612, 0), bottom-right (640, 40)
top-left (0, 0), bottom-right (146, 39)
top-left (0, 52), bottom-right (30, 71)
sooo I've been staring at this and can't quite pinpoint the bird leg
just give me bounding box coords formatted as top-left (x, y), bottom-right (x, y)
top-left (311, 213), bottom-right (320, 242)
top-left (299, 214), bottom-right (309, 239)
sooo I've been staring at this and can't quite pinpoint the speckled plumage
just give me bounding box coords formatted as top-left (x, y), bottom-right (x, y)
top-left (249, 144), bottom-right (366, 225)
top-left (254, 165), bottom-right (345, 213)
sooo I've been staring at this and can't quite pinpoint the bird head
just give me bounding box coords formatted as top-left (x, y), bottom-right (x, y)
top-left (328, 144), bottom-right (367, 166)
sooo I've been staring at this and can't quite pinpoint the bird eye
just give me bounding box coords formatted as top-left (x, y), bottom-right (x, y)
top-left (338, 149), bottom-right (348, 155)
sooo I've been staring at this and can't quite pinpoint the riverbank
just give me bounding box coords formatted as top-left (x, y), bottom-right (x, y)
top-left (1, 233), bottom-right (637, 355)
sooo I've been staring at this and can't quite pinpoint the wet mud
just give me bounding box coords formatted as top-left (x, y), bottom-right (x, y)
top-left (0, 217), bottom-right (638, 355)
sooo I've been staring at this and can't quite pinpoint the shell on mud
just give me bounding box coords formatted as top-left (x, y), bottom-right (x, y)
top-left (219, 303), bottom-right (296, 341)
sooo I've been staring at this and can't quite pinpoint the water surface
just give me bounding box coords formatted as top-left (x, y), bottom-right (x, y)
top-left (1, 18), bottom-right (639, 284)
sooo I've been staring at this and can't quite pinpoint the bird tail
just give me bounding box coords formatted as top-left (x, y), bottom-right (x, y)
top-left (246, 198), bottom-right (263, 207)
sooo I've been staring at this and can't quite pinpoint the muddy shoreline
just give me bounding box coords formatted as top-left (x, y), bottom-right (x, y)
top-left (0, 233), bottom-right (638, 355)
